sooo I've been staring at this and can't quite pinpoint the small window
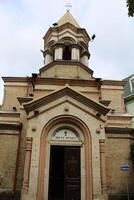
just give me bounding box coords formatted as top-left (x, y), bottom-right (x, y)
top-left (63, 46), bottom-right (71, 60)
top-left (131, 79), bottom-right (134, 91)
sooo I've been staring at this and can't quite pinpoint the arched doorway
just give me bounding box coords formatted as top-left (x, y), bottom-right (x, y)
top-left (48, 126), bottom-right (82, 200)
top-left (36, 115), bottom-right (92, 200)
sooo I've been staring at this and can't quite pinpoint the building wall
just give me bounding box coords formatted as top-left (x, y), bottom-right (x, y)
top-left (40, 63), bottom-right (91, 79)
top-left (0, 134), bottom-right (20, 193)
top-left (2, 85), bottom-right (27, 110)
top-left (100, 86), bottom-right (125, 112)
top-left (105, 135), bottom-right (134, 194)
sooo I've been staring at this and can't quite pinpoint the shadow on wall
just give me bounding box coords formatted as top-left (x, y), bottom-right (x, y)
top-left (0, 192), bottom-right (20, 200)
top-left (108, 193), bottom-right (134, 200)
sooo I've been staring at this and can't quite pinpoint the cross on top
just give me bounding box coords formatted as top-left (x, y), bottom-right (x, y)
top-left (65, 3), bottom-right (72, 12)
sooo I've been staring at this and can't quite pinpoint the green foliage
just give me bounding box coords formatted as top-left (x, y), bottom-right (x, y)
top-left (130, 143), bottom-right (134, 162)
top-left (127, 0), bottom-right (134, 17)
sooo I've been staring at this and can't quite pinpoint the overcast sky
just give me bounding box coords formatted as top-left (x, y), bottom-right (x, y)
top-left (0, 0), bottom-right (134, 104)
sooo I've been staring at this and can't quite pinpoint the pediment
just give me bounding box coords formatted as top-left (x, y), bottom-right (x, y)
top-left (24, 87), bottom-right (110, 118)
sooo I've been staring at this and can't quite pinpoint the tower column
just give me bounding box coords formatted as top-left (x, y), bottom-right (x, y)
top-left (54, 44), bottom-right (63, 60)
top-left (44, 50), bottom-right (53, 66)
top-left (80, 51), bottom-right (90, 66)
top-left (71, 46), bottom-right (80, 61)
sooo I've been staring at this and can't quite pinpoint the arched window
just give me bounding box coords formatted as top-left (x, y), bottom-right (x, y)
top-left (63, 46), bottom-right (71, 60)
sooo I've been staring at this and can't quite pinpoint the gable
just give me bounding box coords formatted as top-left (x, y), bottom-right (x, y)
top-left (24, 87), bottom-right (110, 117)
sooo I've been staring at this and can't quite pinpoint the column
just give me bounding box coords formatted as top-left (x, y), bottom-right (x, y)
top-left (45, 53), bottom-right (53, 65)
top-left (54, 47), bottom-right (63, 60)
top-left (80, 51), bottom-right (90, 66)
top-left (71, 47), bottom-right (80, 61)
top-left (22, 137), bottom-right (33, 192)
top-left (81, 55), bottom-right (88, 66)
top-left (99, 139), bottom-right (107, 194)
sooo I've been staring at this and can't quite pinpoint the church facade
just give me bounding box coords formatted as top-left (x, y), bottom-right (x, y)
top-left (0, 11), bottom-right (134, 200)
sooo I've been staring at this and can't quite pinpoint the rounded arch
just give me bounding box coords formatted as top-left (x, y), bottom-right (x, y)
top-left (46, 40), bottom-right (55, 48)
top-left (78, 41), bottom-right (88, 52)
top-left (60, 36), bottom-right (76, 45)
top-left (36, 115), bottom-right (92, 200)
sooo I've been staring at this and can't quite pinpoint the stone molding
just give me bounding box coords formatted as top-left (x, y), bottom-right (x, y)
top-left (99, 139), bottom-right (107, 194)
top-left (105, 126), bottom-right (134, 134)
top-left (22, 137), bottom-right (33, 192)
top-left (23, 87), bottom-right (110, 115)
top-left (36, 115), bottom-right (92, 200)
top-left (17, 97), bottom-right (33, 105)
top-left (0, 123), bottom-right (22, 130)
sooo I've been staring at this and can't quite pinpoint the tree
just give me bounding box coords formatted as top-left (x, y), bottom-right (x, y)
top-left (127, 0), bottom-right (134, 17)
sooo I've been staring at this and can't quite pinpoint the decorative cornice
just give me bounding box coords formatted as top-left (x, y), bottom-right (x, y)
top-left (33, 77), bottom-right (97, 86)
top-left (81, 51), bottom-right (90, 59)
top-left (0, 111), bottom-right (20, 118)
top-left (105, 126), bottom-right (134, 134)
top-left (39, 60), bottom-right (93, 75)
top-left (17, 97), bottom-right (33, 105)
top-left (2, 76), bottom-right (124, 88)
top-left (43, 22), bottom-right (90, 44)
top-left (0, 123), bottom-right (22, 130)
top-left (101, 80), bottom-right (125, 86)
top-left (2, 77), bottom-right (28, 83)
top-left (43, 49), bottom-right (53, 56)
top-left (24, 87), bottom-right (110, 115)
top-left (99, 100), bottom-right (111, 106)
top-left (52, 43), bottom-right (64, 49)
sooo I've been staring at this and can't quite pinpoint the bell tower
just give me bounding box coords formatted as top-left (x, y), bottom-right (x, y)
top-left (40, 11), bottom-right (93, 79)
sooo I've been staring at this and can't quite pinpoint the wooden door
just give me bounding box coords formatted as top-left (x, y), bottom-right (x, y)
top-left (64, 147), bottom-right (81, 200)
top-left (48, 146), bottom-right (81, 200)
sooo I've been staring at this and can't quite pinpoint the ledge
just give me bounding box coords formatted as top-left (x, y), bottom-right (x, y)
top-left (105, 126), bottom-right (134, 134)
top-left (0, 123), bottom-right (22, 131)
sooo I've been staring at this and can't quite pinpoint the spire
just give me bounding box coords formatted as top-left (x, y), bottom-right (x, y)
top-left (57, 11), bottom-right (80, 28)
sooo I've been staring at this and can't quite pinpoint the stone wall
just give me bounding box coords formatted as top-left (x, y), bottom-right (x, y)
top-left (0, 134), bottom-right (20, 193)
top-left (2, 85), bottom-right (27, 110)
top-left (105, 135), bottom-right (134, 194)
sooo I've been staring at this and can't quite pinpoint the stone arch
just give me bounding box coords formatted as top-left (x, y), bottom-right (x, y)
top-left (60, 36), bottom-right (76, 45)
top-left (47, 40), bottom-right (55, 48)
top-left (36, 114), bottom-right (93, 200)
top-left (78, 41), bottom-right (88, 53)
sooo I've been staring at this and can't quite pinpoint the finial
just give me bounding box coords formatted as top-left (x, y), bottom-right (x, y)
top-left (65, 3), bottom-right (72, 12)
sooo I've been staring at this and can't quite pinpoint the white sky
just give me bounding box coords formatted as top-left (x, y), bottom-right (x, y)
top-left (0, 0), bottom-right (134, 104)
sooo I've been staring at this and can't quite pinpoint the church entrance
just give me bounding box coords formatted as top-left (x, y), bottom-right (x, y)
top-left (48, 145), bottom-right (81, 200)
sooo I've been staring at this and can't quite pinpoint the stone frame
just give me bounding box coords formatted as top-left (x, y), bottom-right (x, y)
top-left (36, 115), bottom-right (93, 200)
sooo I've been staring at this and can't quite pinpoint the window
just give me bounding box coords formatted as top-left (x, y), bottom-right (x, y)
top-left (63, 46), bottom-right (71, 60)
top-left (131, 79), bottom-right (134, 91)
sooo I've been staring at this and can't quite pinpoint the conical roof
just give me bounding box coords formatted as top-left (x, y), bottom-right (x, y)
top-left (58, 11), bottom-right (80, 28)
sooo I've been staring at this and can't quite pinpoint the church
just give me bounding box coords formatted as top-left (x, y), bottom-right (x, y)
top-left (0, 10), bottom-right (134, 200)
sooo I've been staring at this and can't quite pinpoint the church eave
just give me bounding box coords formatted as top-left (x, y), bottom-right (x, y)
top-left (101, 80), bottom-right (125, 86)
top-left (23, 87), bottom-right (110, 115)
top-left (29, 77), bottom-right (99, 87)
top-left (2, 77), bottom-right (28, 83)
